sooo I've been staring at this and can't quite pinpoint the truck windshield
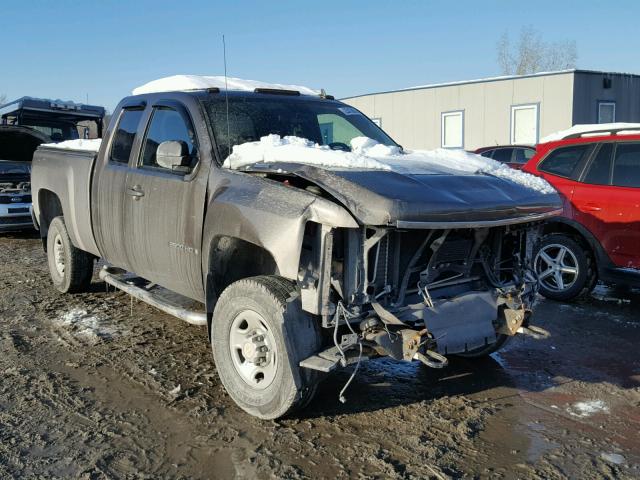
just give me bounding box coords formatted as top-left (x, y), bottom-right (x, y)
top-left (203, 96), bottom-right (397, 160)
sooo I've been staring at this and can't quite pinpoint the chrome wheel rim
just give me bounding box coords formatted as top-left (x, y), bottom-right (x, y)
top-left (53, 234), bottom-right (65, 277)
top-left (535, 244), bottom-right (579, 292)
top-left (229, 310), bottom-right (277, 390)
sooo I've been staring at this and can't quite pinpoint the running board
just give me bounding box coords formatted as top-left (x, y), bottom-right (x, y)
top-left (99, 266), bottom-right (207, 326)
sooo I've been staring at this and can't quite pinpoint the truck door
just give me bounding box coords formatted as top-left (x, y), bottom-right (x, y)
top-left (123, 100), bottom-right (209, 301)
top-left (92, 106), bottom-right (145, 271)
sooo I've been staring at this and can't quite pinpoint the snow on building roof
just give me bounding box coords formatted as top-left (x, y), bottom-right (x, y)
top-left (132, 75), bottom-right (321, 96)
top-left (540, 123), bottom-right (640, 143)
top-left (342, 69), bottom-right (640, 100)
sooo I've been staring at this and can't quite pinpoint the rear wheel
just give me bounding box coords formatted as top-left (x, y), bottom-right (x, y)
top-left (533, 233), bottom-right (597, 301)
top-left (211, 276), bottom-right (321, 419)
top-left (46, 216), bottom-right (94, 293)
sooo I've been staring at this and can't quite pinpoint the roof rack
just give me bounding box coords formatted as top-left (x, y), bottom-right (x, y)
top-left (564, 127), bottom-right (640, 139)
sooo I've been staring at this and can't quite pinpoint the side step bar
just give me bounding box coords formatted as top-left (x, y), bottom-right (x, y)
top-left (99, 266), bottom-right (207, 326)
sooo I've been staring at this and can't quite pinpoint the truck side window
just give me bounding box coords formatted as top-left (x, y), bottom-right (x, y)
top-left (538, 144), bottom-right (592, 179)
top-left (140, 107), bottom-right (198, 171)
top-left (110, 109), bottom-right (143, 164)
top-left (612, 143), bottom-right (640, 188)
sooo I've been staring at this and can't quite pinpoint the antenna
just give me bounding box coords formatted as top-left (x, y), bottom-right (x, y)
top-left (223, 34), bottom-right (231, 168)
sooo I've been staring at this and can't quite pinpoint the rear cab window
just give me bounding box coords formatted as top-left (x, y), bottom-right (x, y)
top-left (110, 109), bottom-right (144, 164)
top-left (538, 144), bottom-right (593, 179)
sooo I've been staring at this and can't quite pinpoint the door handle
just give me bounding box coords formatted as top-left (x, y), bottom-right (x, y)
top-left (126, 185), bottom-right (145, 200)
top-left (583, 203), bottom-right (602, 212)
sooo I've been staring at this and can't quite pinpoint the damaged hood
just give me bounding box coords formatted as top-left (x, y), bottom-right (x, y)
top-left (248, 162), bottom-right (562, 227)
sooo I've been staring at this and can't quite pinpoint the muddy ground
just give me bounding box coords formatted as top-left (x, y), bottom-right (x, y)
top-left (0, 232), bottom-right (638, 479)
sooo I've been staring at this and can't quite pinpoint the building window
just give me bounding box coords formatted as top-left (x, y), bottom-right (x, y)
top-left (441, 110), bottom-right (464, 148)
top-left (510, 104), bottom-right (538, 145)
top-left (598, 101), bottom-right (616, 124)
top-left (370, 117), bottom-right (382, 127)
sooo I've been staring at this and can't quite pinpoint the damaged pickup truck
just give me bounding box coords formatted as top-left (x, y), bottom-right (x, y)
top-left (32, 76), bottom-right (561, 419)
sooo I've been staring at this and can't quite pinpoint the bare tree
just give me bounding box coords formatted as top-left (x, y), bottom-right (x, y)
top-left (0, 93), bottom-right (6, 106)
top-left (497, 26), bottom-right (577, 75)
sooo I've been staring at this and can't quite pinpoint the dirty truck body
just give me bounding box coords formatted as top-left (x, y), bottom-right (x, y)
top-left (31, 89), bottom-right (561, 419)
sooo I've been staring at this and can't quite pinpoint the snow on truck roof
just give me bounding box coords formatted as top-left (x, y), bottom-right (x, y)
top-left (132, 75), bottom-right (321, 96)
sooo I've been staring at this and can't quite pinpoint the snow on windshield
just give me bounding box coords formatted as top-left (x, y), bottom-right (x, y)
top-left (41, 139), bottom-right (102, 152)
top-left (224, 135), bottom-right (555, 194)
top-left (132, 75), bottom-right (320, 96)
top-left (540, 123), bottom-right (640, 143)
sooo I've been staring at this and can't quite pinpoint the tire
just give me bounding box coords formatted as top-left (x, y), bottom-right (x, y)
top-left (533, 233), bottom-right (597, 301)
top-left (454, 334), bottom-right (511, 358)
top-left (211, 275), bottom-right (321, 419)
top-left (46, 216), bottom-right (94, 293)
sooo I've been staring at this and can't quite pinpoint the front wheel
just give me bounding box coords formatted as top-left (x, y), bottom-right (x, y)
top-left (211, 276), bottom-right (321, 419)
top-left (46, 216), bottom-right (94, 293)
top-left (533, 233), bottom-right (597, 301)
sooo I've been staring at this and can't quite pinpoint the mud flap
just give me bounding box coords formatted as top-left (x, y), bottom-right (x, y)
top-left (423, 291), bottom-right (497, 355)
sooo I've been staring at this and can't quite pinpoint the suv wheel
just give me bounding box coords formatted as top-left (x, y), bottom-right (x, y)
top-left (46, 216), bottom-right (94, 293)
top-left (533, 234), bottom-right (597, 301)
top-left (211, 276), bottom-right (321, 419)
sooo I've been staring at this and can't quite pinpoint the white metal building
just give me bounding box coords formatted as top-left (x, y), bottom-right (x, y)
top-left (342, 69), bottom-right (640, 150)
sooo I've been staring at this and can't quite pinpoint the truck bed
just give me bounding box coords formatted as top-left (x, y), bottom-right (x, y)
top-left (31, 146), bottom-right (100, 256)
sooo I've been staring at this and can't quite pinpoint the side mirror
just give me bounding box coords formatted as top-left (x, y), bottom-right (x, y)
top-left (156, 140), bottom-right (191, 174)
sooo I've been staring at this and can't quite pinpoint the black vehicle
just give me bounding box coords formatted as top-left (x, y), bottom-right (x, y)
top-left (0, 96), bottom-right (105, 230)
top-left (32, 78), bottom-right (561, 419)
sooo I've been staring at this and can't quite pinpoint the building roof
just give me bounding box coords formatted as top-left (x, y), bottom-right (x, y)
top-left (342, 69), bottom-right (640, 100)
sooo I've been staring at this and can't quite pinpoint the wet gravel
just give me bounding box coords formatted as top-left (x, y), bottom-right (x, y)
top-left (0, 232), bottom-right (639, 479)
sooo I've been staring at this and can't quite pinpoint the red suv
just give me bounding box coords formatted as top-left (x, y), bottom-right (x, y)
top-left (522, 127), bottom-right (640, 300)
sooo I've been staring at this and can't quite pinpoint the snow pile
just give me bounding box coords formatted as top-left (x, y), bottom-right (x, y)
top-left (224, 135), bottom-right (556, 194)
top-left (133, 75), bottom-right (320, 96)
top-left (41, 138), bottom-right (102, 152)
top-left (566, 400), bottom-right (610, 418)
top-left (540, 123), bottom-right (640, 143)
top-left (54, 308), bottom-right (116, 343)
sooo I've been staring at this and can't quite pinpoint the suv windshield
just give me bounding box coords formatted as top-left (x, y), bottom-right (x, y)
top-left (203, 95), bottom-right (397, 160)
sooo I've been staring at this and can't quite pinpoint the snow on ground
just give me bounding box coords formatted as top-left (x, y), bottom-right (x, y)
top-left (566, 400), bottom-right (610, 418)
top-left (53, 308), bottom-right (116, 342)
top-left (540, 123), bottom-right (640, 143)
top-left (41, 139), bottom-right (102, 152)
top-left (132, 75), bottom-right (320, 96)
top-left (224, 135), bottom-right (556, 194)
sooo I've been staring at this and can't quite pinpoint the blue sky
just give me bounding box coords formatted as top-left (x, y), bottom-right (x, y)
top-left (3, 1), bottom-right (639, 111)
